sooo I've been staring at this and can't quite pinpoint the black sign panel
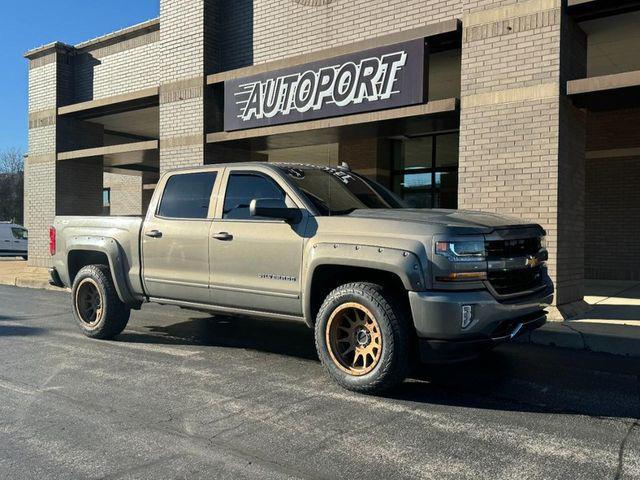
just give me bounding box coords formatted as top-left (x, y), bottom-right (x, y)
top-left (224, 39), bottom-right (426, 131)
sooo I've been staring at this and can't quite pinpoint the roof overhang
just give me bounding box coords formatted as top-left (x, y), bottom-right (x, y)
top-left (568, 70), bottom-right (640, 110)
top-left (58, 87), bottom-right (159, 120)
top-left (567, 0), bottom-right (640, 21)
top-left (57, 140), bottom-right (159, 172)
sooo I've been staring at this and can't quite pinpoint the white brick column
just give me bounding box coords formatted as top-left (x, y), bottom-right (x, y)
top-left (159, 0), bottom-right (217, 171)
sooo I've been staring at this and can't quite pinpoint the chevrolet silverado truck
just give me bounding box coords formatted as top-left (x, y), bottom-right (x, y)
top-left (49, 162), bottom-right (553, 393)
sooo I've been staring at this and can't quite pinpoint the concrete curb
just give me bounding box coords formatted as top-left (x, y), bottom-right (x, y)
top-left (0, 277), bottom-right (69, 293)
top-left (516, 321), bottom-right (640, 358)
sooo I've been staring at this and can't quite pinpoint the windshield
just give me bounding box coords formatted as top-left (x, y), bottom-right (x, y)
top-left (11, 227), bottom-right (27, 240)
top-left (277, 165), bottom-right (405, 216)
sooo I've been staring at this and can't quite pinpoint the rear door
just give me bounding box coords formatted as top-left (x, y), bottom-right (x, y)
top-left (142, 168), bottom-right (223, 303)
top-left (209, 168), bottom-right (307, 316)
top-left (0, 226), bottom-right (11, 255)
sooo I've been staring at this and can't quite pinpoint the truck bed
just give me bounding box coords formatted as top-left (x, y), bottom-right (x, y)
top-left (52, 216), bottom-right (145, 298)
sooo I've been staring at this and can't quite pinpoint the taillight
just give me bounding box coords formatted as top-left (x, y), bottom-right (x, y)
top-left (49, 227), bottom-right (56, 256)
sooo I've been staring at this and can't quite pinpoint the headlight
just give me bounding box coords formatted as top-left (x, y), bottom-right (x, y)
top-left (435, 240), bottom-right (486, 262)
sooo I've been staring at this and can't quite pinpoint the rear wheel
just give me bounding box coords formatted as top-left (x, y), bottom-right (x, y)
top-left (72, 265), bottom-right (130, 339)
top-left (315, 282), bottom-right (410, 394)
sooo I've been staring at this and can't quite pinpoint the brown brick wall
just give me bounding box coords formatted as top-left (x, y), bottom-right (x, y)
top-left (251, 0), bottom-right (464, 65)
top-left (585, 156), bottom-right (640, 281)
top-left (587, 108), bottom-right (640, 151)
top-left (56, 158), bottom-right (104, 216)
top-left (584, 106), bottom-right (640, 281)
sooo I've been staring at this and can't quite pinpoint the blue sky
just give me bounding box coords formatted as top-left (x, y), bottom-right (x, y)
top-left (0, 1), bottom-right (159, 153)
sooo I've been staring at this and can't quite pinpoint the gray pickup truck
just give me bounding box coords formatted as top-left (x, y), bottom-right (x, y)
top-left (50, 162), bottom-right (553, 393)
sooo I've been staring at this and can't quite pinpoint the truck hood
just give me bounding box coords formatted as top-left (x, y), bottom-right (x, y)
top-left (346, 209), bottom-right (542, 235)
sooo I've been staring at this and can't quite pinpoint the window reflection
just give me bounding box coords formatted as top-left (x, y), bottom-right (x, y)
top-left (391, 133), bottom-right (459, 209)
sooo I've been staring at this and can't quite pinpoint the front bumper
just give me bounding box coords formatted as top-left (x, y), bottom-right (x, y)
top-left (417, 311), bottom-right (546, 362)
top-left (409, 280), bottom-right (553, 362)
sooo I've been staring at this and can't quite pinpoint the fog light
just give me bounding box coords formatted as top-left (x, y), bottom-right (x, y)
top-left (461, 305), bottom-right (473, 329)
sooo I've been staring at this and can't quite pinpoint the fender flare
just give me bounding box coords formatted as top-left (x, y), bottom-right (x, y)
top-left (302, 243), bottom-right (426, 324)
top-left (66, 236), bottom-right (138, 305)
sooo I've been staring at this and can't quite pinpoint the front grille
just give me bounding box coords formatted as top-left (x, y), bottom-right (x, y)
top-left (488, 266), bottom-right (545, 296)
top-left (486, 236), bottom-right (546, 297)
top-left (486, 237), bottom-right (541, 259)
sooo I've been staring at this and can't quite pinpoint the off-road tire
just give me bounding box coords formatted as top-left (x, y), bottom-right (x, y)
top-left (71, 264), bottom-right (130, 339)
top-left (315, 282), bottom-right (411, 394)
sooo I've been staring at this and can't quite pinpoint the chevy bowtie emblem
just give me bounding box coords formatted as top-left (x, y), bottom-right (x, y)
top-left (525, 256), bottom-right (539, 268)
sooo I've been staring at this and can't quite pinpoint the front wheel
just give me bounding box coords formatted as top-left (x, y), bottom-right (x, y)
top-left (71, 265), bottom-right (131, 339)
top-left (314, 282), bottom-right (411, 394)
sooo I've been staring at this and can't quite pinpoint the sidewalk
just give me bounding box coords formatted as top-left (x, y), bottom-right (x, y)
top-left (0, 258), bottom-right (66, 291)
top-left (1, 259), bottom-right (639, 357)
top-left (518, 280), bottom-right (640, 357)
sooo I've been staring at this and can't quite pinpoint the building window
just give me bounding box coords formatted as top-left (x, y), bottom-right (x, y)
top-left (102, 188), bottom-right (111, 208)
top-left (391, 132), bottom-right (459, 209)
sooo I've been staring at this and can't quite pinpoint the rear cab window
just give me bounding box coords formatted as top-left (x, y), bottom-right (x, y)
top-left (157, 172), bottom-right (218, 219)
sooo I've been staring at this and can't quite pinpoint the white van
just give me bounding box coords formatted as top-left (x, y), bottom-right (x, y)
top-left (0, 223), bottom-right (28, 259)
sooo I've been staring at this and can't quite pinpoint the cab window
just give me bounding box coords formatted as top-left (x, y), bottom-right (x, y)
top-left (223, 172), bottom-right (286, 220)
top-left (157, 172), bottom-right (217, 219)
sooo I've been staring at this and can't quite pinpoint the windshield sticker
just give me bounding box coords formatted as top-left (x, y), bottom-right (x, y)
top-left (282, 165), bottom-right (355, 184)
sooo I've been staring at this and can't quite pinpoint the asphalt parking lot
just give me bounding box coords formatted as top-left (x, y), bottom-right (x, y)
top-left (0, 284), bottom-right (638, 479)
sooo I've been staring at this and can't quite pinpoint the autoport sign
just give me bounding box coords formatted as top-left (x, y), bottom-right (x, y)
top-left (224, 39), bottom-right (426, 131)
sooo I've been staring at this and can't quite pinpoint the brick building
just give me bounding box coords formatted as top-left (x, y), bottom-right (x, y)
top-left (24, 0), bottom-right (640, 310)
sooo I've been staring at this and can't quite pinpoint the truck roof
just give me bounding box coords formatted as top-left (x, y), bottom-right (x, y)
top-left (166, 162), bottom-right (349, 174)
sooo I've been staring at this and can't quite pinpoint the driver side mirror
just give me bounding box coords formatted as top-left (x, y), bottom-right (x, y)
top-left (250, 198), bottom-right (302, 224)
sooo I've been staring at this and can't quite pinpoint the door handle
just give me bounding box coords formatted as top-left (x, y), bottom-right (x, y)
top-left (212, 232), bottom-right (233, 241)
top-left (145, 230), bottom-right (163, 238)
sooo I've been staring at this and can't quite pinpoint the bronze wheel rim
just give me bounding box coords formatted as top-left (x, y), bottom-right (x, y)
top-left (75, 278), bottom-right (103, 327)
top-left (326, 302), bottom-right (382, 376)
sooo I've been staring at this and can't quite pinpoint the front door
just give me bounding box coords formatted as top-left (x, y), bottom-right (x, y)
top-left (209, 170), bottom-right (306, 316)
top-left (142, 169), bottom-right (221, 304)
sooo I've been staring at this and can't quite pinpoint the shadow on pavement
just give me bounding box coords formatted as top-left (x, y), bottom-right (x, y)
top-left (116, 313), bottom-right (640, 420)
top-left (0, 324), bottom-right (45, 336)
top-left (119, 314), bottom-right (318, 360)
